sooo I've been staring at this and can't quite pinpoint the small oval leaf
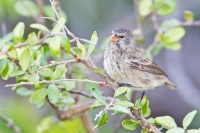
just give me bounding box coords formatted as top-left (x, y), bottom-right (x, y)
top-left (47, 84), bottom-right (59, 104)
top-left (30, 23), bottom-right (50, 33)
top-left (182, 110), bottom-right (197, 129)
top-left (49, 36), bottom-right (61, 59)
top-left (94, 113), bottom-right (108, 129)
top-left (19, 47), bottom-right (31, 71)
top-left (52, 17), bottom-right (66, 32)
top-left (13, 22), bottom-right (25, 44)
top-left (108, 105), bottom-right (129, 114)
top-left (155, 116), bottom-right (177, 129)
top-left (184, 10), bottom-right (194, 22)
top-left (166, 128), bottom-right (185, 133)
top-left (30, 88), bottom-right (47, 104)
top-left (91, 88), bottom-right (106, 105)
top-left (114, 87), bottom-right (130, 97)
top-left (122, 119), bottom-right (139, 131)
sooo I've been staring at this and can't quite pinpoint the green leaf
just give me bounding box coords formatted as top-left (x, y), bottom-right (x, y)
top-left (52, 17), bottom-right (66, 32)
top-left (19, 47), bottom-right (31, 71)
top-left (77, 42), bottom-right (86, 57)
top-left (182, 110), bottom-right (197, 129)
top-left (2, 60), bottom-right (14, 80)
top-left (0, 59), bottom-right (7, 74)
top-left (30, 88), bottom-right (47, 104)
top-left (162, 42), bottom-right (181, 51)
top-left (155, 116), bottom-right (177, 129)
top-left (141, 96), bottom-right (149, 115)
top-left (61, 37), bottom-right (71, 53)
top-left (133, 96), bottom-right (147, 109)
top-left (184, 10), bottom-right (194, 22)
top-left (114, 101), bottom-right (134, 107)
top-left (9, 70), bottom-right (25, 77)
top-left (147, 117), bottom-right (155, 124)
top-left (114, 87), bottom-right (130, 97)
top-left (65, 81), bottom-right (75, 91)
top-left (156, 0), bottom-right (176, 16)
top-left (27, 32), bottom-right (39, 46)
top-left (166, 128), bottom-right (185, 133)
top-left (47, 84), bottom-right (59, 104)
top-left (16, 87), bottom-right (33, 97)
top-left (141, 129), bottom-right (148, 133)
top-left (44, 5), bottom-right (55, 19)
top-left (117, 95), bottom-right (127, 101)
top-left (14, 0), bottom-right (38, 17)
top-left (122, 119), bottom-right (139, 131)
top-left (162, 27), bottom-right (186, 43)
top-left (91, 88), bottom-right (106, 105)
top-left (39, 68), bottom-right (54, 78)
top-left (13, 22), bottom-right (25, 44)
top-left (28, 73), bottom-right (40, 88)
top-left (88, 31), bottom-right (98, 55)
top-left (187, 129), bottom-right (200, 133)
top-left (36, 99), bottom-right (47, 109)
top-left (108, 105), bottom-right (129, 114)
top-left (143, 107), bottom-right (151, 118)
top-left (30, 23), bottom-right (50, 33)
top-left (91, 100), bottom-right (104, 108)
top-left (7, 49), bottom-right (17, 59)
top-left (139, 0), bottom-right (152, 17)
top-left (160, 19), bottom-right (180, 31)
top-left (92, 68), bottom-right (105, 75)
top-left (51, 64), bottom-right (67, 80)
top-left (59, 9), bottom-right (68, 22)
top-left (49, 36), bottom-right (61, 59)
top-left (94, 113), bottom-right (108, 129)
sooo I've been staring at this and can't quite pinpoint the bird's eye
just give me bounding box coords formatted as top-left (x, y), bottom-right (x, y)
top-left (119, 35), bottom-right (125, 38)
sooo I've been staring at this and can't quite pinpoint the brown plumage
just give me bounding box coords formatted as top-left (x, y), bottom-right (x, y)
top-left (104, 27), bottom-right (177, 91)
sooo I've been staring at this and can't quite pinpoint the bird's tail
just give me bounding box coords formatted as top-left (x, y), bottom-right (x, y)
top-left (164, 80), bottom-right (177, 90)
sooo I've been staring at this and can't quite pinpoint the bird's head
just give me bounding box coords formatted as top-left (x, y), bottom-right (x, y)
top-left (109, 27), bottom-right (135, 50)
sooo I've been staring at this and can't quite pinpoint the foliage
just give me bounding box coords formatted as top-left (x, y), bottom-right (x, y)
top-left (0, 0), bottom-right (200, 133)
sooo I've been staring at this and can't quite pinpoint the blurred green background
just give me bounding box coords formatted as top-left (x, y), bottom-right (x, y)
top-left (0, 0), bottom-right (200, 133)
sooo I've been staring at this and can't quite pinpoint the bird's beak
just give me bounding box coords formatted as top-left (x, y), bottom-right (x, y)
top-left (110, 34), bottom-right (118, 42)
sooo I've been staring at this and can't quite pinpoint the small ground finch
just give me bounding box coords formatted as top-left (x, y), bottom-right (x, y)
top-left (104, 27), bottom-right (177, 91)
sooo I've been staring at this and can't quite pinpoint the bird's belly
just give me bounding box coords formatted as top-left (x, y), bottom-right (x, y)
top-left (104, 56), bottom-right (141, 88)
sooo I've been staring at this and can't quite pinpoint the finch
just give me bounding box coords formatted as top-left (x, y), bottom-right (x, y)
top-left (104, 27), bottom-right (177, 91)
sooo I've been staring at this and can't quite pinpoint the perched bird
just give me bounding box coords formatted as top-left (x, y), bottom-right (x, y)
top-left (104, 27), bottom-right (177, 93)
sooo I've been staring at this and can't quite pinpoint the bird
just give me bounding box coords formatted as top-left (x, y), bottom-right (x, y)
top-left (103, 27), bottom-right (177, 96)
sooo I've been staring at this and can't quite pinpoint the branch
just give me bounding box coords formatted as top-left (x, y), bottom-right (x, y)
top-left (80, 113), bottom-right (97, 133)
top-left (34, 59), bottom-right (77, 73)
top-left (59, 101), bottom-right (93, 120)
top-left (130, 108), bottom-right (162, 133)
top-left (69, 90), bottom-right (95, 99)
top-left (0, 114), bottom-right (21, 133)
top-left (5, 79), bottom-right (103, 87)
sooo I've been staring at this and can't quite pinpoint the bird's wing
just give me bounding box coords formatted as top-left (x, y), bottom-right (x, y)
top-left (127, 53), bottom-right (168, 77)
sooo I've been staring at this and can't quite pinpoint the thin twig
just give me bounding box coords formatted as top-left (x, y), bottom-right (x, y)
top-left (5, 78), bottom-right (103, 87)
top-left (69, 90), bottom-right (95, 98)
top-left (0, 114), bottom-right (21, 133)
top-left (34, 59), bottom-right (77, 73)
top-left (94, 98), bottom-right (115, 121)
